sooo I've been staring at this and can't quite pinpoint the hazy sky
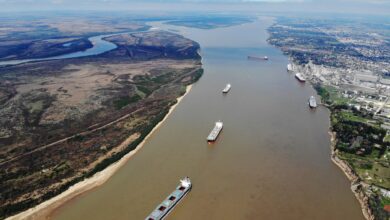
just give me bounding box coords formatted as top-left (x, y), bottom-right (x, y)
top-left (0, 0), bottom-right (389, 15)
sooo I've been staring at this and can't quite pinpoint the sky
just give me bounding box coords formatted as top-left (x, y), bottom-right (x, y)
top-left (0, 0), bottom-right (389, 15)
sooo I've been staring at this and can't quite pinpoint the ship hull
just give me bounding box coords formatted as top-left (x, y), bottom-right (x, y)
top-left (207, 129), bottom-right (222, 143)
top-left (146, 180), bottom-right (192, 220)
top-left (247, 56), bottom-right (268, 61)
top-left (207, 127), bottom-right (223, 142)
top-left (158, 186), bottom-right (191, 220)
top-left (295, 73), bottom-right (306, 82)
top-left (309, 96), bottom-right (317, 108)
top-left (207, 122), bottom-right (223, 142)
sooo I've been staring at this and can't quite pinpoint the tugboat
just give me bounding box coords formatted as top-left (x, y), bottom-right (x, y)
top-left (222, 84), bottom-right (231, 93)
top-left (295, 73), bottom-right (306, 82)
top-left (309, 96), bottom-right (317, 108)
top-left (207, 121), bottom-right (223, 142)
top-left (146, 177), bottom-right (192, 220)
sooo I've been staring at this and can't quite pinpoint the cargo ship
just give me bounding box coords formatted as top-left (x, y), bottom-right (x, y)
top-left (287, 64), bottom-right (293, 72)
top-left (247, 55), bottom-right (268, 61)
top-left (309, 96), bottom-right (317, 108)
top-left (222, 84), bottom-right (231, 93)
top-left (207, 121), bottom-right (223, 142)
top-left (146, 177), bottom-right (192, 220)
top-left (295, 73), bottom-right (306, 82)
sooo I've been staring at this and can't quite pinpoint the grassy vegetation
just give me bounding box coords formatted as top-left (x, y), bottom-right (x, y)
top-left (136, 85), bottom-right (152, 97)
top-left (113, 95), bottom-right (141, 110)
top-left (339, 151), bottom-right (389, 189)
top-left (314, 84), bottom-right (349, 105)
top-left (316, 84), bottom-right (390, 217)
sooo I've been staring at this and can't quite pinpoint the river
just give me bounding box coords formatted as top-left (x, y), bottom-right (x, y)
top-left (0, 31), bottom-right (142, 66)
top-left (50, 17), bottom-right (364, 219)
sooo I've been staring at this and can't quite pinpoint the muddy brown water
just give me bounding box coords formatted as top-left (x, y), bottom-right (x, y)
top-left (52, 18), bottom-right (364, 220)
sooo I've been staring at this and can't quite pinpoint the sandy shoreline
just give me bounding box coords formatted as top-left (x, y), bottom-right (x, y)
top-left (7, 85), bottom-right (193, 220)
top-left (329, 131), bottom-right (375, 220)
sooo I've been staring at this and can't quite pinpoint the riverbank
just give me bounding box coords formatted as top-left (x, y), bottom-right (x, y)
top-left (6, 85), bottom-right (193, 220)
top-left (329, 131), bottom-right (375, 220)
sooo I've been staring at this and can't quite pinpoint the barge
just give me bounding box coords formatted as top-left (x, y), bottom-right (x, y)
top-left (207, 121), bottom-right (223, 142)
top-left (247, 55), bottom-right (268, 61)
top-left (222, 84), bottom-right (231, 93)
top-left (309, 96), bottom-right (317, 108)
top-left (295, 73), bottom-right (306, 82)
top-left (146, 177), bottom-right (192, 220)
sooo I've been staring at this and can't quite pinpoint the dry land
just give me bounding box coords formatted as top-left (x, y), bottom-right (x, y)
top-left (0, 30), bottom-right (203, 219)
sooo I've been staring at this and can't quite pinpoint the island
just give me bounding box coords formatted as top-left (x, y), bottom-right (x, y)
top-left (0, 29), bottom-right (203, 219)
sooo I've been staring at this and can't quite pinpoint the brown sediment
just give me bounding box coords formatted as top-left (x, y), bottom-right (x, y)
top-left (329, 131), bottom-right (376, 220)
top-left (6, 85), bottom-right (193, 220)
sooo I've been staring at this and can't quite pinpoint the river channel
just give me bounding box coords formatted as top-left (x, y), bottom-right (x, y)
top-left (51, 17), bottom-right (364, 220)
top-left (0, 31), bottom-right (137, 66)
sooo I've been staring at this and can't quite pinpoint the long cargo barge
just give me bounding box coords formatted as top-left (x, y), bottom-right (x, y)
top-left (207, 121), bottom-right (223, 142)
top-left (146, 177), bottom-right (192, 220)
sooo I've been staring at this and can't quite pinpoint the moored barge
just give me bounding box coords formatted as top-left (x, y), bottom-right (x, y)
top-left (309, 96), bottom-right (317, 108)
top-left (295, 73), bottom-right (306, 82)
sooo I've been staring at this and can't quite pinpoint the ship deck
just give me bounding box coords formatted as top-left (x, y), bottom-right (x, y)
top-left (146, 184), bottom-right (191, 220)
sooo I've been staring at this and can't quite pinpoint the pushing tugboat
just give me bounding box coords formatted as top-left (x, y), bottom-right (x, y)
top-left (146, 177), bottom-right (192, 220)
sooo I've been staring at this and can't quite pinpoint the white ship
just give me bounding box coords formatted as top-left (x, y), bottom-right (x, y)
top-left (207, 121), bottom-right (223, 142)
top-left (222, 84), bottom-right (231, 93)
top-left (309, 96), bottom-right (317, 108)
top-left (295, 73), bottom-right (306, 82)
top-left (287, 64), bottom-right (293, 71)
top-left (146, 177), bottom-right (192, 220)
top-left (247, 55), bottom-right (268, 61)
